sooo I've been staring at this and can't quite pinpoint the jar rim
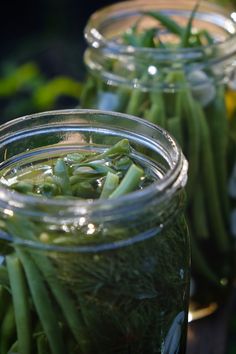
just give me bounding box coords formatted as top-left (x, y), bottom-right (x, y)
top-left (0, 109), bottom-right (187, 215)
top-left (84, 0), bottom-right (236, 59)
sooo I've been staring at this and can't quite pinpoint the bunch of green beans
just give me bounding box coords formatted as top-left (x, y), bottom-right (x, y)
top-left (0, 139), bottom-right (144, 354)
top-left (0, 139), bottom-right (189, 354)
top-left (7, 139), bottom-right (145, 200)
top-left (81, 4), bottom-right (236, 310)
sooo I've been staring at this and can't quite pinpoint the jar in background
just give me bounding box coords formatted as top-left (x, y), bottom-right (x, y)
top-left (82, 0), bottom-right (236, 320)
top-left (0, 109), bottom-right (189, 354)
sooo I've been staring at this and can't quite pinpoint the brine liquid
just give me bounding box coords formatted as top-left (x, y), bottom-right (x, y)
top-left (0, 145), bottom-right (163, 198)
top-left (0, 145), bottom-right (189, 354)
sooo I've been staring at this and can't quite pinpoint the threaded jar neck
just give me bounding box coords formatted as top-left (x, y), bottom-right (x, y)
top-left (84, 0), bottom-right (236, 89)
top-left (0, 109), bottom-right (187, 220)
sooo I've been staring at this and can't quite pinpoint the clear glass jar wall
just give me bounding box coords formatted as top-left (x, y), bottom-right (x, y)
top-left (82, 0), bottom-right (236, 320)
top-left (0, 110), bottom-right (189, 354)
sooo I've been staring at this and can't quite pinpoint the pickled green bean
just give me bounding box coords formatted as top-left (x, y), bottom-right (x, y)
top-left (0, 265), bottom-right (10, 288)
top-left (189, 227), bottom-right (220, 286)
top-left (36, 334), bottom-right (51, 354)
top-left (196, 102), bottom-right (230, 252)
top-left (177, 89), bottom-right (200, 201)
top-left (109, 164), bottom-right (144, 198)
top-left (191, 182), bottom-right (209, 240)
top-left (100, 172), bottom-right (120, 199)
top-left (0, 302), bottom-right (15, 354)
top-left (0, 285), bottom-right (10, 326)
top-left (146, 91), bottom-right (166, 128)
top-left (16, 248), bottom-right (65, 354)
top-left (54, 158), bottom-right (72, 196)
top-left (31, 253), bottom-right (92, 353)
top-left (181, 1), bottom-right (200, 47)
top-left (6, 254), bottom-right (31, 354)
top-left (142, 11), bottom-right (184, 37)
top-left (0, 139), bottom-right (152, 353)
top-left (205, 87), bottom-right (230, 224)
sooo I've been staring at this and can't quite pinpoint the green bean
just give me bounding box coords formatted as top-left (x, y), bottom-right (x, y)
top-left (0, 284), bottom-right (5, 322)
top-left (72, 181), bottom-right (97, 198)
top-left (38, 182), bottom-right (58, 197)
top-left (166, 116), bottom-right (183, 146)
top-left (145, 91), bottom-right (166, 128)
top-left (36, 334), bottom-right (51, 354)
top-left (72, 166), bottom-right (99, 177)
top-left (122, 20), bottom-right (140, 46)
top-left (100, 172), bottom-right (120, 199)
top-left (109, 163), bottom-right (144, 199)
top-left (7, 340), bottom-right (18, 354)
top-left (181, 1), bottom-right (200, 47)
top-left (88, 138), bottom-right (131, 161)
top-left (123, 33), bottom-right (140, 47)
top-left (228, 133), bottom-right (236, 179)
top-left (16, 248), bottom-right (65, 354)
top-left (188, 226), bottom-right (221, 286)
top-left (74, 162), bottom-right (114, 175)
top-left (0, 284), bottom-right (10, 324)
top-left (70, 176), bottom-right (97, 188)
top-left (6, 254), bottom-right (31, 354)
top-left (196, 101), bottom-right (230, 252)
top-left (205, 87), bottom-right (230, 225)
top-left (69, 175), bottom-right (84, 185)
top-left (12, 181), bottom-right (34, 194)
top-left (121, 6), bottom-right (215, 51)
top-left (126, 86), bottom-right (147, 116)
top-left (113, 86), bottom-right (132, 112)
top-left (198, 29), bottom-right (215, 45)
top-left (142, 11), bottom-right (184, 37)
top-left (177, 88), bottom-right (200, 201)
top-left (138, 28), bottom-right (156, 47)
top-left (113, 155), bottom-right (132, 171)
top-left (0, 264), bottom-right (10, 288)
top-left (6, 214), bottom-right (91, 353)
top-left (66, 153), bottom-right (87, 164)
top-left (54, 158), bottom-right (72, 196)
top-left (123, 24), bottom-right (157, 47)
top-left (191, 182), bottom-right (209, 240)
top-left (0, 302), bottom-right (16, 354)
top-left (6, 216), bottom-right (91, 352)
top-left (31, 252), bottom-right (92, 353)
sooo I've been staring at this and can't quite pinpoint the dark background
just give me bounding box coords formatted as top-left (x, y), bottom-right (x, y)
top-left (1, 0), bottom-right (118, 78)
top-left (0, 0), bottom-right (119, 121)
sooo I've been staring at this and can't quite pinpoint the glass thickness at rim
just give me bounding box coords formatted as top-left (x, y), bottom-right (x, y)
top-left (0, 109), bottom-right (187, 211)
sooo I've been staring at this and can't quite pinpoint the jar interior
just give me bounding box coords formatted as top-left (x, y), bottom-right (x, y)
top-left (88, 1), bottom-right (236, 46)
top-left (0, 110), bottom-right (187, 255)
top-left (0, 110), bottom-right (181, 188)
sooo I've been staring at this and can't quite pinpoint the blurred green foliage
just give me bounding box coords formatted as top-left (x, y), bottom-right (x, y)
top-left (0, 62), bottom-right (82, 123)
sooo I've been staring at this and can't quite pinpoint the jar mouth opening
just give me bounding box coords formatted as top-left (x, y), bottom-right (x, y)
top-left (84, 0), bottom-right (236, 58)
top-left (0, 109), bottom-right (188, 216)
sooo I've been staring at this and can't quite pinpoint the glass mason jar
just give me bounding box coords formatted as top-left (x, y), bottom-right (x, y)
top-left (82, 0), bottom-right (236, 320)
top-left (0, 110), bottom-right (189, 354)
